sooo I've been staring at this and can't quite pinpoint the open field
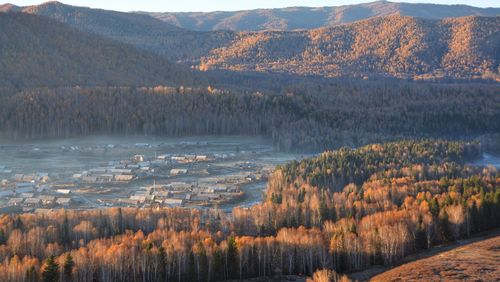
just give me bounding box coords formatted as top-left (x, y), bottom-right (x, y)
top-left (369, 233), bottom-right (500, 282)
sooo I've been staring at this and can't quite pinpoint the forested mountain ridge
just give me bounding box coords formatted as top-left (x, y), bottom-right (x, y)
top-left (2, 2), bottom-right (499, 81)
top-left (143, 0), bottom-right (500, 31)
top-left (0, 12), bottom-right (197, 88)
top-left (200, 15), bottom-right (500, 81)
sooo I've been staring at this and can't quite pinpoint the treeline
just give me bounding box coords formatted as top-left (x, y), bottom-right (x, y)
top-left (0, 81), bottom-right (499, 152)
top-left (0, 140), bottom-right (498, 281)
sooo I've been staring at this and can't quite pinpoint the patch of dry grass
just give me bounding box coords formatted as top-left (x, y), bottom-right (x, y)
top-left (371, 236), bottom-right (500, 282)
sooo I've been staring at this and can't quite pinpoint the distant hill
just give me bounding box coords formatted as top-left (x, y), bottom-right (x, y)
top-left (143, 1), bottom-right (500, 31)
top-left (199, 15), bottom-right (500, 81)
top-left (0, 12), bottom-right (195, 88)
top-left (3, 1), bottom-right (181, 35)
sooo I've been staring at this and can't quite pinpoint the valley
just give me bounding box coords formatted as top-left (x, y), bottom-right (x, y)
top-left (0, 1), bottom-right (498, 281)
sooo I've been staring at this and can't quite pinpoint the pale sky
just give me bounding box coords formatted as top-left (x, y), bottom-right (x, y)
top-left (6, 0), bottom-right (499, 12)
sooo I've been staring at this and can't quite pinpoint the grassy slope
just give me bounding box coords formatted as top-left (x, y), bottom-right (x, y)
top-left (368, 232), bottom-right (500, 282)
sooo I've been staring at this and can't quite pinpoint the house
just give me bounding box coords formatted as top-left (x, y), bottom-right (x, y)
top-left (195, 155), bottom-right (208, 161)
top-left (13, 174), bottom-right (24, 181)
top-left (24, 198), bottom-right (42, 206)
top-left (108, 169), bottom-right (133, 174)
top-left (21, 193), bottom-right (34, 198)
top-left (82, 176), bottom-right (98, 183)
top-left (157, 154), bottom-right (170, 160)
top-left (16, 182), bottom-right (35, 189)
top-left (56, 198), bottom-right (72, 206)
top-left (171, 156), bottom-right (186, 161)
top-left (163, 198), bottom-right (183, 207)
top-left (167, 182), bottom-right (191, 190)
top-left (22, 174), bottom-right (36, 182)
top-left (115, 175), bottom-right (134, 182)
top-left (15, 186), bottom-right (35, 194)
top-left (96, 174), bottom-right (114, 182)
top-left (8, 198), bottom-right (24, 206)
top-left (153, 191), bottom-right (170, 197)
top-left (208, 185), bottom-right (228, 192)
top-left (39, 196), bottom-right (56, 205)
top-left (56, 189), bottom-right (71, 195)
top-left (34, 208), bottom-right (55, 214)
top-left (190, 195), bottom-right (211, 202)
top-left (171, 193), bottom-right (189, 200)
top-left (89, 168), bottom-right (107, 174)
top-left (130, 195), bottom-right (147, 203)
top-left (170, 169), bottom-right (188, 176)
top-left (132, 155), bottom-right (145, 162)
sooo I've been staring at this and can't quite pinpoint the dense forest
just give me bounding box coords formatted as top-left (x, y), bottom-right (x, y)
top-left (0, 81), bottom-right (498, 152)
top-left (0, 140), bottom-right (497, 281)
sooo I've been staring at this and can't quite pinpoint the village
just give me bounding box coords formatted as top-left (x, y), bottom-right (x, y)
top-left (0, 137), bottom-right (298, 213)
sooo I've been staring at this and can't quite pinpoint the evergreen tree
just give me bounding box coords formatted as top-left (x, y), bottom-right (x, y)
top-left (42, 255), bottom-right (59, 282)
top-left (226, 236), bottom-right (239, 279)
top-left (158, 246), bottom-right (167, 281)
top-left (63, 254), bottom-right (74, 281)
top-left (439, 210), bottom-right (453, 243)
top-left (61, 212), bottom-right (70, 245)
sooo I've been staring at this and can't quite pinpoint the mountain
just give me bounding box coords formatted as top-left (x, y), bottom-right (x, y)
top-left (143, 1), bottom-right (500, 31)
top-left (1, 1), bottom-right (234, 62)
top-left (2, 2), bottom-right (499, 81)
top-left (198, 15), bottom-right (500, 81)
top-left (0, 12), bottom-right (195, 88)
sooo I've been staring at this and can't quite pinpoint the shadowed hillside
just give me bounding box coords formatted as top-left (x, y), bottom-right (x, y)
top-left (0, 12), bottom-right (197, 88)
top-left (1, 1), bottom-right (235, 62)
